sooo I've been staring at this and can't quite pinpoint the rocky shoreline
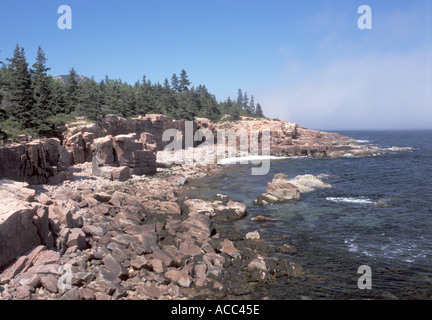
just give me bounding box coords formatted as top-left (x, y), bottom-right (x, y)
top-left (0, 115), bottom-right (392, 300)
top-left (0, 160), bottom-right (304, 300)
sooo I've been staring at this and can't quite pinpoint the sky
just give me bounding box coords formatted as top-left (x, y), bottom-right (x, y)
top-left (0, 0), bottom-right (431, 130)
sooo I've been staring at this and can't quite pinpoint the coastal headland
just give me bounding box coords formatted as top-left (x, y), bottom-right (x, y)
top-left (0, 115), bottom-right (386, 300)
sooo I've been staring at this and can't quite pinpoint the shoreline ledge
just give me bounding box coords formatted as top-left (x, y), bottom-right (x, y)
top-left (0, 115), bottom-right (404, 300)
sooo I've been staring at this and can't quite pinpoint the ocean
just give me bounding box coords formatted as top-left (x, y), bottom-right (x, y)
top-left (184, 130), bottom-right (432, 300)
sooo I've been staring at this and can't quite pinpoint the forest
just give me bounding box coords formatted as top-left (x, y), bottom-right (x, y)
top-left (0, 45), bottom-right (265, 142)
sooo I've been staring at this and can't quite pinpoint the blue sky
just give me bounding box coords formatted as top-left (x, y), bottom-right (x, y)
top-left (0, 0), bottom-right (431, 130)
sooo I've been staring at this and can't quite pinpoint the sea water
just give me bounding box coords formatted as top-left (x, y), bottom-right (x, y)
top-left (184, 130), bottom-right (432, 299)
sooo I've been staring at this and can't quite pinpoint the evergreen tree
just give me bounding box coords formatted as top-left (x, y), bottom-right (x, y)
top-left (135, 77), bottom-right (149, 116)
top-left (179, 69), bottom-right (191, 92)
top-left (31, 46), bottom-right (53, 134)
top-left (66, 67), bottom-right (79, 113)
top-left (255, 103), bottom-right (264, 118)
top-left (0, 63), bottom-right (6, 112)
top-left (176, 91), bottom-right (195, 120)
top-left (76, 77), bottom-right (101, 121)
top-left (231, 102), bottom-right (241, 121)
top-left (197, 85), bottom-right (220, 121)
top-left (119, 82), bottom-right (136, 117)
top-left (248, 95), bottom-right (256, 115)
top-left (49, 78), bottom-right (68, 114)
top-left (5, 44), bottom-right (34, 128)
top-left (101, 76), bottom-right (122, 116)
top-left (243, 92), bottom-right (249, 114)
top-left (236, 89), bottom-right (243, 111)
top-left (0, 44), bottom-right (268, 139)
top-left (171, 73), bottom-right (179, 92)
top-left (163, 78), bottom-right (170, 90)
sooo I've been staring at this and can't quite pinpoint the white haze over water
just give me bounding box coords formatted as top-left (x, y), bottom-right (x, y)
top-left (260, 47), bottom-right (432, 131)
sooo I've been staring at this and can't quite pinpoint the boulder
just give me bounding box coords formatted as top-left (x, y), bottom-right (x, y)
top-left (254, 173), bottom-right (300, 205)
top-left (91, 134), bottom-right (156, 180)
top-left (0, 197), bottom-right (51, 269)
top-left (164, 269), bottom-right (193, 288)
top-left (287, 174), bottom-right (332, 193)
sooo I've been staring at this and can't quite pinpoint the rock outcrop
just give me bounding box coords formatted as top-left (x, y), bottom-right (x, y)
top-left (0, 169), bottom-right (301, 300)
top-left (254, 173), bottom-right (300, 205)
top-left (0, 114), bottom-right (385, 185)
top-left (0, 181), bottom-right (54, 270)
top-left (91, 134), bottom-right (156, 180)
top-left (254, 173), bottom-right (333, 205)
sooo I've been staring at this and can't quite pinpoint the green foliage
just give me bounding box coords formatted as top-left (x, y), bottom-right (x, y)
top-left (255, 103), bottom-right (264, 118)
top-left (76, 77), bottom-right (101, 121)
top-left (66, 67), bottom-right (79, 113)
top-left (0, 119), bottom-right (35, 142)
top-left (0, 44), bottom-right (267, 140)
top-left (5, 45), bottom-right (34, 128)
top-left (31, 46), bottom-right (54, 135)
top-left (46, 113), bottom-right (76, 127)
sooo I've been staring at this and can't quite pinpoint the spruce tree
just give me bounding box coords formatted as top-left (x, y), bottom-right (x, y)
top-left (255, 103), bottom-right (264, 118)
top-left (163, 78), bottom-right (170, 90)
top-left (31, 46), bottom-right (53, 134)
top-left (66, 67), bottom-right (79, 113)
top-left (236, 89), bottom-right (243, 110)
top-left (5, 44), bottom-right (34, 128)
top-left (171, 73), bottom-right (179, 92)
top-left (101, 77), bottom-right (122, 116)
top-left (231, 103), bottom-right (241, 121)
top-left (243, 92), bottom-right (249, 114)
top-left (249, 95), bottom-right (256, 115)
top-left (179, 69), bottom-right (191, 92)
top-left (50, 78), bottom-right (68, 114)
top-left (76, 77), bottom-right (101, 121)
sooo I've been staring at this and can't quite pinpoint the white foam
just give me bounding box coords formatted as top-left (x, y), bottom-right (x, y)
top-left (342, 153), bottom-right (355, 158)
top-left (218, 155), bottom-right (289, 165)
top-left (384, 146), bottom-right (413, 152)
top-left (356, 139), bottom-right (370, 144)
top-left (326, 197), bottom-right (375, 204)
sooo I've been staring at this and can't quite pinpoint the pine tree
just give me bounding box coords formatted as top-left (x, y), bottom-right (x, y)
top-left (49, 78), bottom-right (68, 114)
top-left (249, 95), bottom-right (256, 115)
top-left (5, 44), bottom-right (34, 128)
top-left (101, 76), bottom-right (122, 116)
top-left (31, 46), bottom-right (53, 134)
top-left (66, 67), bottom-right (79, 113)
top-left (179, 69), bottom-right (191, 92)
top-left (163, 78), bottom-right (170, 91)
top-left (236, 89), bottom-right (243, 111)
top-left (197, 85), bottom-right (220, 121)
top-left (243, 92), bottom-right (249, 114)
top-left (255, 103), bottom-right (264, 118)
top-left (76, 77), bottom-right (101, 121)
top-left (171, 73), bottom-right (179, 92)
top-left (119, 82), bottom-right (136, 117)
top-left (231, 102), bottom-right (241, 121)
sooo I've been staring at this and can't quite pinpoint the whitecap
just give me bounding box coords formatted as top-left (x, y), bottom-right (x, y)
top-left (344, 237), bottom-right (359, 253)
top-left (356, 139), bottom-right (370, 144)
top-left (218, 155), bottom-right (290, 165)
top-left (326, 197), bottom-right (375, 204)
top-left (342, 153), bottom-right (355, 158)
top-left (382, 146), bottom-right (413, 152)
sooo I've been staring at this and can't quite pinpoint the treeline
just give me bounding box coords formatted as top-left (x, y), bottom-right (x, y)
top-left (0, 45), bottom-right (265, 141)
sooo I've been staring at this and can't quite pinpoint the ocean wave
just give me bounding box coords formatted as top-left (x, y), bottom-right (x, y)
top-left (218, 155), bottom-right (290, 165)
top-left (342, 153), bottom-right (356, 158)
top-left (356, 139), bottom-right (370, 144)
top-left (326, 197), bottom-right (375, 204)
top-left (382, 146), bottom-right (414, 152)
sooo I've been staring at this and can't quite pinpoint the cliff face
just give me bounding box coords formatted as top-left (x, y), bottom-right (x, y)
top-left (0, 139), bottom-right (65, 185)
top-left (0, 115), bottom-right (376, 185)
